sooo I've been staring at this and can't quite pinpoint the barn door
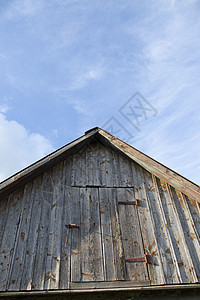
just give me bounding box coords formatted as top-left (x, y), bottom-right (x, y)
top-left (66, 187), bottom-right (149, 285)
top-left (99, 187), bottom-right (149, 282)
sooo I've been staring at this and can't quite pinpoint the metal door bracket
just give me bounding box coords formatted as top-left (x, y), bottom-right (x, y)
top-left (124, 254), bottom-right (151, 264)
top-left (118, 200), bottom-right (140, 206)
top-left (65, 224), bottom-right (80, 229)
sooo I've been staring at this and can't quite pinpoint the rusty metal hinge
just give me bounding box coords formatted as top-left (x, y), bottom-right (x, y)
top-left (118, 200), bottom-right (140, 206)
top-left (65, 224), bottom-right (80, 229)
top-left (124, 254), bottom-right (151, 264)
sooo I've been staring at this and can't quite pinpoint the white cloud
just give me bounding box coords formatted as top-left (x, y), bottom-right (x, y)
top-left (0, 113), bottom-right (54, 182)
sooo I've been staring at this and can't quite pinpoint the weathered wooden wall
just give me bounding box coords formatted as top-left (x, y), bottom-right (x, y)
top-left (0, 141), bottom-right (200, 292)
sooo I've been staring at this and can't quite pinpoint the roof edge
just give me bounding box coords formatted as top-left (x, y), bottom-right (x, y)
top-left (0, 127), bottom-right (200, 203)
top-left (97, 129), bottom-right (200, 203)
top-left (0, 283), bottom-right (199, 298)
top-left (0, 128), bottom-right (99, 198)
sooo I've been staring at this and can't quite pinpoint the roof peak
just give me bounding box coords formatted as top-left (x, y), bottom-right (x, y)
top-left (84, 127), bottom-right (101, 135)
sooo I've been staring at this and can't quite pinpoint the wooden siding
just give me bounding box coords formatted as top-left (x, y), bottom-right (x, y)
top-left (0, 141), bottom-right (200, 292)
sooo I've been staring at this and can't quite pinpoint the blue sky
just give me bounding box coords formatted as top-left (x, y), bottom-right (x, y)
top-left (0, 0), bottom-right (200, 184)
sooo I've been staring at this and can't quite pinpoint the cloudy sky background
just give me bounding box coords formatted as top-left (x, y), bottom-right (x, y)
top-left (0, 0), bottom-right (200, 184)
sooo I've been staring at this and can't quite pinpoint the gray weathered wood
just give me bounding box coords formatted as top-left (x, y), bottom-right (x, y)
top-left (59, 186), bottom-right (72, 289)
top-left (108, 188), bottom-right (126, 280)
top-left (70, 279), bottom-right (150, 290)
top-left (155, 178), bottom-right (198, 283)
top-left (0, 189), bottom-right (23, 291)
top-left (31, 170), bottom-right (53, 290)
top-left (117, 187), bottom-right (149, 281)
top-left (80, 187), bottom-right (92, 281)
top-left (80, 188), bottom-right (103, 281)
top-left (118, 155), bottom-right (133, 187)
top-left (0, 196), bottom-right (9, 247)
top-left (44, 163), bottom-right (64, 290)
top-left (111, 149), bottom-right (121, 187)
top-left (143, 170), bottom-right (178, 284)
top-left (131, 163), bottom-right (166, 285)
top-left (169, 186), bottom-right (199, 282)
top-left (7, 182), bottom-right (34, 291)
top-left (71, 188), bottom-right (81, 282)
top-left (99, 188), bottom-right (116, 281)
top-left (20, 176), bottom-right (43, 290)
top-left (1, 132), bottom-right (200, 292)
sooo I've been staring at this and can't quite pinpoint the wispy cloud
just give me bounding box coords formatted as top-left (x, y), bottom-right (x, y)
top-left (0, 0), bottom-right (199, 184)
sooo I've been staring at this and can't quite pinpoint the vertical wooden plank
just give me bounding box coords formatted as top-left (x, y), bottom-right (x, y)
top-left (86, 142), bottom-right (100, 186)
top-left (0, 196), bottom-right (9, 246)
top-left (71, 188), bottom-right (81, 282)
top-left (143, 170), bottom-right (179, 284)
top-left (93, 141), bottom-right (101, 186)
top-left (89, 188), bottom-right (104, 281)
top-left (44, 163), bottom-right (64, 290)
top-left (0, 189), bottom-right (23, 291)
top-left (98, 143), bottom-right (117, 187)
top-left (111, 150), bottom-right (121, 187)
top-left (185, 196), bottom-right (200, 244)
top-left (118, 154), bottom-right (133, 187)
top-left (152, 177), bottom-right (182, 283)
top-left (80, 187), bottom-right (91, 281)
top-left (80, 145), bottom-right (87, 186)
top-left (71, 152), bottom-right (80, 187)
top-left (64, 157), bottom-right (73, 187)
top-left (99, 188), bottom-right (116, 281)
top-left (7, 182), bottom-right (34, 291)
top-left (98, 143), bottom-right (108, 187)
top-left (20, 176), bottom-right (43, 290)
top-left (49, 164), bottom-right (65, 290)
top-left (31, 170), bottom-right (53, 290)
top-left (131, 163), bottom-right (166, 285)
top-left (75, 144), bottom-right (87, 187)
top-left (80, 188), bottom-right (104, 281)
top-left (155, 178), bottom-right (198, 283)
top-left (117, 188), bottom-right (149, 281)
top-left (109, 188), bottom-right (126, 280)
top-left (59, 186), bottom-right (72, 289)
top-left (169, 187), bottom-right (200, 282)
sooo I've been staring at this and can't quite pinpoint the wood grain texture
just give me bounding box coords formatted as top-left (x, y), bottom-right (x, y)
top-left (0, 196), bottom-right (9, 252)
top-left (59, 186), bottom-right (72, 289)
top-left (117, 188), bottom-right (149, 282)
top-left (99, 188), bottom-right (116, 281)
top-left (20, 176), bottom-right (43, 291)
top-left (7, 182), bottom-right (34, 291)
top-left (0, 138), bottom-right (200, 293)
top-left (0, 189), bottom-right (24, 291)
top-left (131, 163), bottom-right (166, 285)
top-left (31, 170), bottom-right (54, 290)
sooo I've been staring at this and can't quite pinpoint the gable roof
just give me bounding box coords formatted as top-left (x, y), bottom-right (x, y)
top-left (0, 127), bottom-right (200, 202)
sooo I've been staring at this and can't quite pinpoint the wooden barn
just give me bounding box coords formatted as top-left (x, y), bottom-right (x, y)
top-left (0, 127), bottom-right (200, 299)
